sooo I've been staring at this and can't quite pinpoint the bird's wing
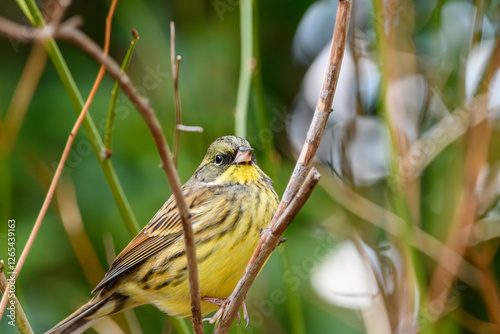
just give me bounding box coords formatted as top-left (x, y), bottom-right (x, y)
top-left (92, 187), bottom-right (212, 293)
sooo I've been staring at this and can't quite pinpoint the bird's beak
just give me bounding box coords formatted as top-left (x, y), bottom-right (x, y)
top-left (233, 147), bottom-right (254, 164)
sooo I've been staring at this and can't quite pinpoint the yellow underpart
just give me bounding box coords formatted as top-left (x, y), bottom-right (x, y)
top-left (117, 182), bottom-right (278, 318)
top-left (120, 201), bottom-right (267, 317)
top-left (213, 164), bottom-right (262, 184)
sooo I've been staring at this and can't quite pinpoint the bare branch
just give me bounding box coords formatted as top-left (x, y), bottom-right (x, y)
top-left (279, 0), bottom-right (351, 211)
top-left (170, 22), bottom-right (182, 167)
top-left (213, 2), bottom-right (352, 331)
top-left (0, 16), bottom-right (51, 41)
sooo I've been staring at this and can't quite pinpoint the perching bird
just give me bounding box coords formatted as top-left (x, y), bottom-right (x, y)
top-left (46, 136), bottom-right (279, 334)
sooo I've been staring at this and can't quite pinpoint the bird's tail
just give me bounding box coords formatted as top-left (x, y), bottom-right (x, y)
top-left (45, 293), bottom-right (129, 334)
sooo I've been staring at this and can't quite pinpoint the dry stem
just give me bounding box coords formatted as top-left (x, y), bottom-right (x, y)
top-left (170, 21), bottom-right (182, 167)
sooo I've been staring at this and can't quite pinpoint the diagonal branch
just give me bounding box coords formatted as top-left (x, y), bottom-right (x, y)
top-left (214, 1), bottom-right (352, 332)
top-left (278, 0), bottom-right (351, 213)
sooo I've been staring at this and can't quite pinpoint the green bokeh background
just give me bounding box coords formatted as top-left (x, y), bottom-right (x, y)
top-left (0, 0), bottom-right (344, 333)
top-left (2, 0), bottom-right (500, 334)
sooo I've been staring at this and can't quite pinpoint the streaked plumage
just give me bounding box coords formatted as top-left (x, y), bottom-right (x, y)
top-left (46, 136), bottom-right (279, 334)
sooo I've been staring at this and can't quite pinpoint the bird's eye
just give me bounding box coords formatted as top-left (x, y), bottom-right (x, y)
top-left (214, 154), bottom-right (224, 165)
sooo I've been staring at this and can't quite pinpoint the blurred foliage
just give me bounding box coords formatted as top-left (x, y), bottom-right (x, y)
top-left (1, 0), bottom-right (500, 334)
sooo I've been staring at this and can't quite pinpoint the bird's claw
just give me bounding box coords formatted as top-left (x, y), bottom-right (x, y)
top-left (201, 297), bottom-right (250, 328)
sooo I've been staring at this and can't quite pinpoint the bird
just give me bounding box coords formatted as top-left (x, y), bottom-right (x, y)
top-left (46, 136), bottom-right (279, 334)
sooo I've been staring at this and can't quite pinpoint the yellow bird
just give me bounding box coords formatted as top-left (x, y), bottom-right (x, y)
top-left (46, 136), bottom-right (279, 334)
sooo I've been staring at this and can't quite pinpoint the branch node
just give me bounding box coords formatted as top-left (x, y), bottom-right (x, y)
top-left (131, 28), bottom-right (139, 39)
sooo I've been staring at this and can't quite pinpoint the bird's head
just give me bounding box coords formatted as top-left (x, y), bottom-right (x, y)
top-left (193, 136), bottom-right (267, 185)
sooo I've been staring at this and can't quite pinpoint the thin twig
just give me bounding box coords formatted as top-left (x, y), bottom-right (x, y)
top-left (214, 3), bottom-right (351, 331)
top-left (169, 21), bottom-right (203, 165)
top-left (61, 16), bottom-right (205, 334)
top-left (104, 28), bottom-right (139, 159)
top-left (0, 262), bottom-right (33, 334)
top-left (0, 16), bottom-right (51, 41)
top-left (170, 22), bottom-right (182, 167)
top-left (0, 0), bottom-right (118, 319)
